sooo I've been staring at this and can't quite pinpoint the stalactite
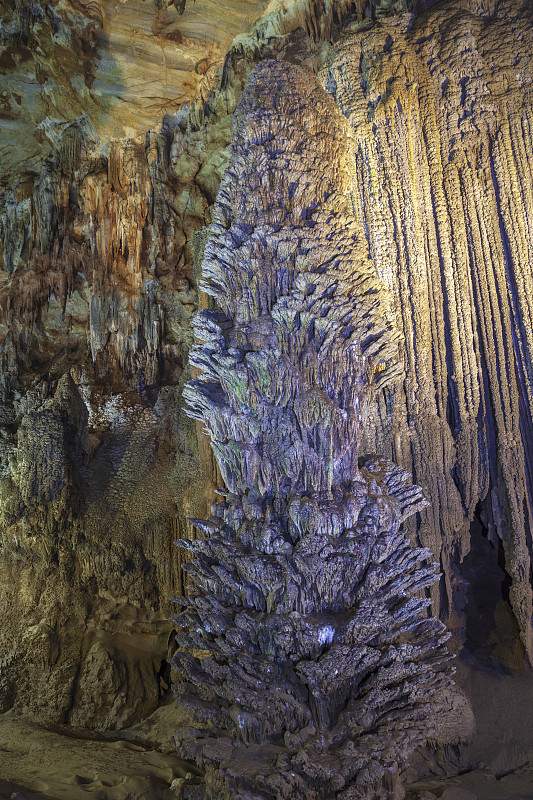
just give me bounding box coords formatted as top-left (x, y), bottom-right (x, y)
top-left (320, 0), bottom-right (533, 660)
top-left (172, 59), bottom-right (452, 800)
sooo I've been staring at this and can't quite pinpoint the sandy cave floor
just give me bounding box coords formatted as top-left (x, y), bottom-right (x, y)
top-left (1, 663), bottom-right (533, 800)
top-left (0, 703), bottom-right (197, 800)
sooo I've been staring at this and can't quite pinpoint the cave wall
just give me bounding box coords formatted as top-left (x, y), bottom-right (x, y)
top-left (0, 107), bottom-right (236, 729)
top-left (0, 0), bottom-right (239, 727)
top-left (320, 0), bottom-right (533, 662)
top-left (1, 0), bottom-right (533, 738)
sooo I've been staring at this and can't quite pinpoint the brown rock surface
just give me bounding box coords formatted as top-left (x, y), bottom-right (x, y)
top-left (0, 703), bottom-right (196, 799)
top-left (1, 0), bottom-right (533, 796)
top-left (0, 0), bottom-right (268, 185)
top-left (321, 0), bottom-right (533, 662)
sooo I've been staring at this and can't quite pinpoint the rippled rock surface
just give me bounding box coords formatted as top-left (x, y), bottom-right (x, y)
top-left (319, 0), bottom-right (533, 663)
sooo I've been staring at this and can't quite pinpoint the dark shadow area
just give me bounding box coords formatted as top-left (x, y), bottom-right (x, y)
top-left (460, 501), bottom-right (526, 672)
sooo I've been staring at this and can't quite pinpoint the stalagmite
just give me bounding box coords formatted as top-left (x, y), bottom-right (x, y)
top-left (172, 59), bottom-right (452, 800)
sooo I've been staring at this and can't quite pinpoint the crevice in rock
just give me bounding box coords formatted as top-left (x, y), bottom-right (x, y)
top-left (460, 499), bottom-right (525, 671)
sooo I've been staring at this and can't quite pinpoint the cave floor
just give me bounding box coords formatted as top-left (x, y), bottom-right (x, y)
top-left (1, 663), bottom-right (533, 800)
top-left (1, 709), bottom-right (532, 800)
top-left (407, 768), bottom-right (533, 800)
top-left (0, 703), bottom-right (194, 800)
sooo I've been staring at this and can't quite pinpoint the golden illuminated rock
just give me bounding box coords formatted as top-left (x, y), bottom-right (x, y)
top-left (321, 0), bottom-right (533, 661)
top-left (1, 0), bottom-right (533, 795)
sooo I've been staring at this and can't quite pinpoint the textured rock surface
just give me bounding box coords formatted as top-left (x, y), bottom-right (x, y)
top-left (0, 91), bottom-right (219, 727)
top-left (0, 0), bottom-right (269, 185)
top-left (1, 0), bottom-right (533, 794)
top-left (321, 0), bottom-right (533, 662)
top-left (0, 703), bottom-right (197, 799)
top-left (173, 59), bottom-right (452, 800)
top-left (0, 0), bottom-right (430, 732)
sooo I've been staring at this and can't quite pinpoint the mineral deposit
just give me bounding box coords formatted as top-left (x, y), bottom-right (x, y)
top-left (173, 59), bottom-right (452, 800)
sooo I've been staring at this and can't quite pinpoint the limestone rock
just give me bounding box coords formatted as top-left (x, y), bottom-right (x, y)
top-left (173, 59), bottom-right (452, 800)
top-left (0, 0), bottom-right (532, 781)
top-left (320, 0), bottom-right (533, 662)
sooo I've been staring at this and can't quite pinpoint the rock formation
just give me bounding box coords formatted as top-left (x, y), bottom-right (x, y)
top-left (320, 0), bottom-right (533, 663)
top-left (1, 0), bottom-right (533, 795)
top-left (172, 59), bottom-right (452, 800)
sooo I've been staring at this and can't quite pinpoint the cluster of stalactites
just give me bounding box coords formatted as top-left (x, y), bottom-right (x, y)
top-left (184, 61), bottom-right (402, 498)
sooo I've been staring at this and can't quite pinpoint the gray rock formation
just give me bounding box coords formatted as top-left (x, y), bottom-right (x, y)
top-left (172, 60), bottom-right (452, 800)
top-left (1, 0), bottom-right (533, 795)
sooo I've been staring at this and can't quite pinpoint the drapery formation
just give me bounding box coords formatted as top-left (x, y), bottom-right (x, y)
top-left (321, 0), bottom-right (533, 660)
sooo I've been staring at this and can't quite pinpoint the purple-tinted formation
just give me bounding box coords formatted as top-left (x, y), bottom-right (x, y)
top-left (172, 59), bottom-right (452, 800)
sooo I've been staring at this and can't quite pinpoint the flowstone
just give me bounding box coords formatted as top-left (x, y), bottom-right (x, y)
top-left (172, 60), bottom-right (453, 800)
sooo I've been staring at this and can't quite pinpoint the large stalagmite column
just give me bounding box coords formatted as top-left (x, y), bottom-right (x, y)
top-left (172, 60), bottom-right (452, 800)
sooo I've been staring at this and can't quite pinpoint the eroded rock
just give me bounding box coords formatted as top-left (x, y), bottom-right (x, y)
top-left (173, 59), bottom-right (453, 800)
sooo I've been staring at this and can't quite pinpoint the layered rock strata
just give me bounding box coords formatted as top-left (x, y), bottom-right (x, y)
top-left (172, 59), bottom-right (452, 800)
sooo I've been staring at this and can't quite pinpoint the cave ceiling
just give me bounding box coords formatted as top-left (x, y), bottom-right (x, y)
top-left (0, 0), bottom-right (272, 183)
